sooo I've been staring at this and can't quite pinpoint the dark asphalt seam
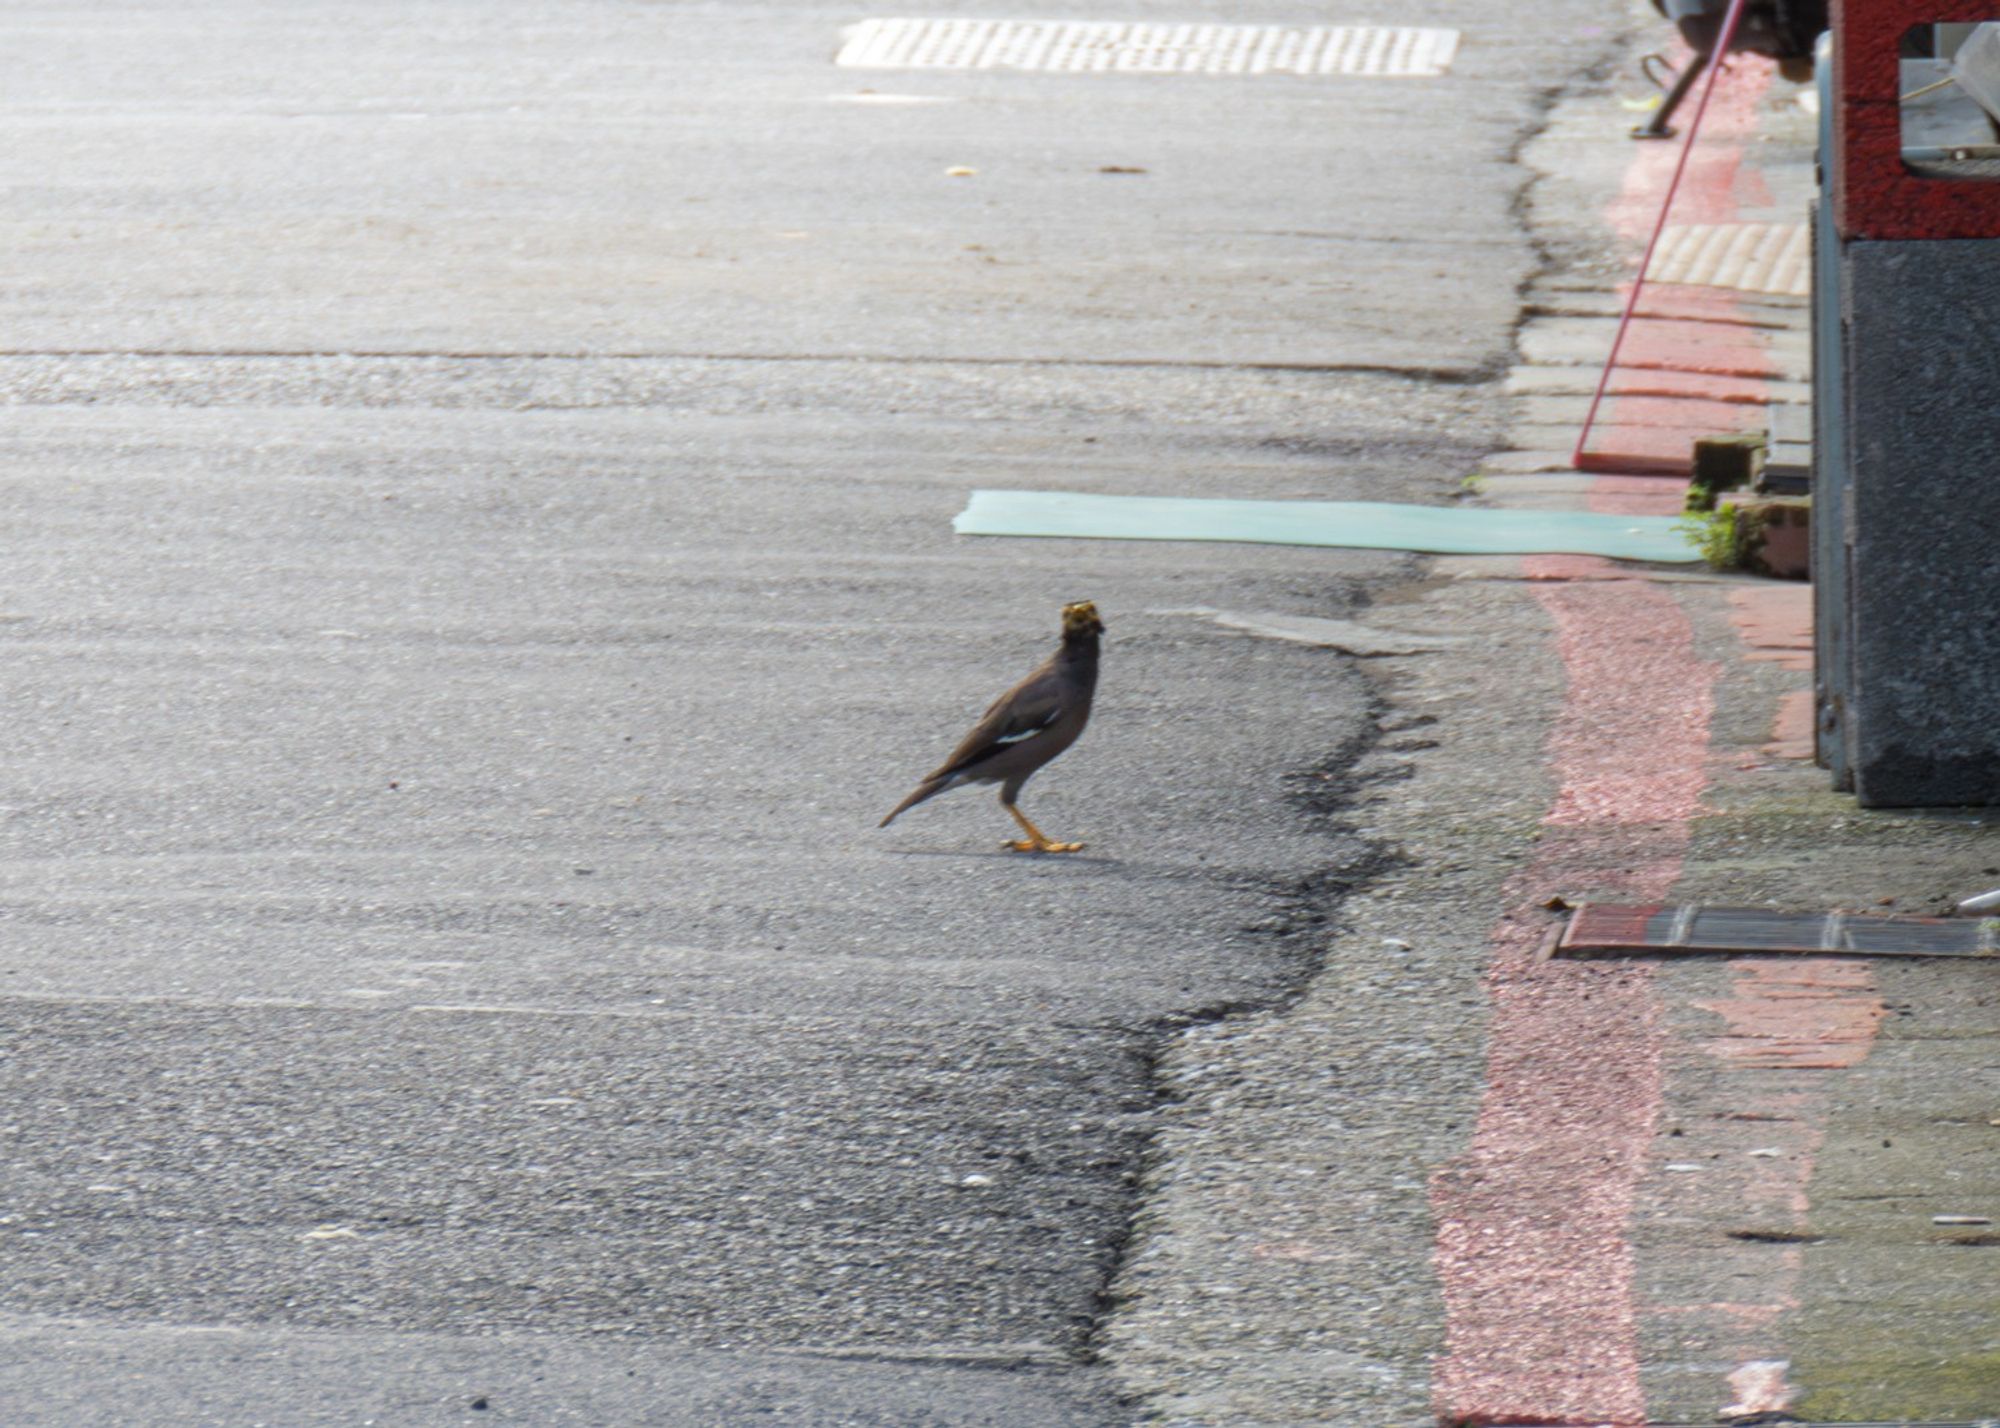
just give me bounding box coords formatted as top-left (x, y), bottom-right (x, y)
top-left (0, 348), bottom-right (1492, 384)
top-left (0, 991), bottom-right (1143, 1038)
top-left (1499, 24), bottom-right (1639, 359)
top-left (1522, 302), bottom-right (1805, 332)
top-left (1226, 229), bottom-right (1555, 247)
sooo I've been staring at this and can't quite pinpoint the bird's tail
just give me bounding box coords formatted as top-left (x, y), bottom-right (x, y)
top-left (879, 777), bottom-right (948, 828)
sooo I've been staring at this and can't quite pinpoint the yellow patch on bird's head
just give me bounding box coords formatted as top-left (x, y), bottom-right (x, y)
top-left (1061, 600), bottom-right (1104, 637)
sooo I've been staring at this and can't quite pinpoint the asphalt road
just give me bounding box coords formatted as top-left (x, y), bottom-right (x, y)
top-left (0, 3), bottom-right (1611, 1421)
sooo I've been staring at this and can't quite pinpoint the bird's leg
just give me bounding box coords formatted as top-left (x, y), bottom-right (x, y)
top-left (1004, 802), bottom-right (1083, 854)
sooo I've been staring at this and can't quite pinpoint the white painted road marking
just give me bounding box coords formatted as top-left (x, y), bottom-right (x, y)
top-left (836, 20), bottom-right (1461, 77)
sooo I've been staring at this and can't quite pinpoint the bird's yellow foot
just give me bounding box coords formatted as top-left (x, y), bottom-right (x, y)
top-left (1004, 806), bottom-right (1081, 853)
top-left (1004, 838), bottom-right (1084, 854)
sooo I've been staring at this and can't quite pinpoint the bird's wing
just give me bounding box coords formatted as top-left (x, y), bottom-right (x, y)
top-left (928, 659), bottom-right (1065, 779)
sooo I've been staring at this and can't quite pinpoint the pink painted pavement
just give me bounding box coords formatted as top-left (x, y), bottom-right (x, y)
top-left (1430, 558), bottom-right (1719, 1427)
top-left (1427, 50), bottom-right (1863, 1423)
top-left (1453, 469), bottom-right (1880, 1426)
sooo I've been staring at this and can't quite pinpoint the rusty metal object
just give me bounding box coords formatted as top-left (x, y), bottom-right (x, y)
top-left (1554, 901), bottom-right (2000, 957)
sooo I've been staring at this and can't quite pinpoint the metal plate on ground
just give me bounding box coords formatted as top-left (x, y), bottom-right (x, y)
top-left (836, 20), bottom-right (1461, 77)
top-left (1649, 222), bottom-right (1811, 297)
top-left (1556, 903), bottom-right (2000, 959)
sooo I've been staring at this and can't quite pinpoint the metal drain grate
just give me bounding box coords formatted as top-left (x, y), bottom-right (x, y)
top-left (835, 19), bottom-right (1461, 76)
top-left (1555, 903), bottom-right (2000, 959)
top-left (1649, 222), bottom-right (1811, 297)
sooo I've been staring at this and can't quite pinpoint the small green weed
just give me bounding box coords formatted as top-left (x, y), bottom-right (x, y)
top-left (1676, 508), bottom-right (1745, 569)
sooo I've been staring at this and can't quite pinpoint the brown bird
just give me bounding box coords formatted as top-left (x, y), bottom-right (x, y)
top-left (880, 601), bottom-right (1104, 853)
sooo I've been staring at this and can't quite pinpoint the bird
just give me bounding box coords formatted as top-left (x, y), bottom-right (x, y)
top-left (880, 600), bottom-right (1104, 853)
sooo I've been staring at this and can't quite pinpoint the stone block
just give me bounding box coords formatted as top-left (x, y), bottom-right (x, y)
top-left (1719, 495), bottom-right (1811, 580)
top-left (1842, 237), bottom-right (2000, 806)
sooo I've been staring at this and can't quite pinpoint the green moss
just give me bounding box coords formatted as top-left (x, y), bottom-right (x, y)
top-left (1796, 1344), bottom-right (2000, 1421)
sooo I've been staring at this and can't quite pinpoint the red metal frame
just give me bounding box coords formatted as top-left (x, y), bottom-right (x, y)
top-left (1834, 0), bottom-right (2000, 239)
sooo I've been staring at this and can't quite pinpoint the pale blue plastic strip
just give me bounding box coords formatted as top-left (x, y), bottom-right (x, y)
top-left (954, 489), bottom-right (1699, 563)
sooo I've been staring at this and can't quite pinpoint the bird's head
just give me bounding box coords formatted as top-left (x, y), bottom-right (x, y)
top-left (1061, 601), bottom-right (1105, 638)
